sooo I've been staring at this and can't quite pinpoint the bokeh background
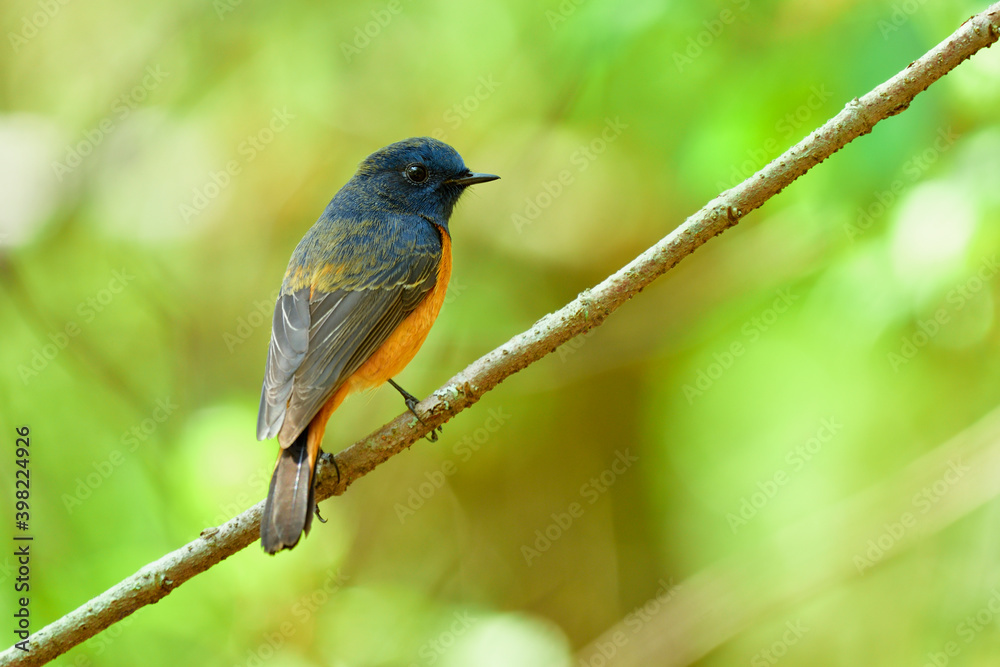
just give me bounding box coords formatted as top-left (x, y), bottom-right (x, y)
top-left (3, 0), bottom-right (1000, 665)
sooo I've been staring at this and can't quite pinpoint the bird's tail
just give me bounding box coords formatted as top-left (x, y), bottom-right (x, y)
top-left (261, 427), bottom-right (318, 554)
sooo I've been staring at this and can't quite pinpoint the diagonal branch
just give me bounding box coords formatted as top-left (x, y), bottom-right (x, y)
top-left (4, 4), bottom-right (999, 665)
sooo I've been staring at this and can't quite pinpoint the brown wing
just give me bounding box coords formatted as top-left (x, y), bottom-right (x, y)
top-left (256, 224), bottom-right (441, 446)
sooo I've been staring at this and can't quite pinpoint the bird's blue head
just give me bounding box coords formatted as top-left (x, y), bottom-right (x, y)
top-left (346, 137), bottom-right (498, 223)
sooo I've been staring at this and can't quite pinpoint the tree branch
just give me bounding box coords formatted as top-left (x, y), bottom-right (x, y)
top-left (4, 4), bottom-right (999, 665)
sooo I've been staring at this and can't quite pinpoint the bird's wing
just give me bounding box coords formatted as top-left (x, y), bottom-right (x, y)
top-left (256, 221), bottom-right (442, 444)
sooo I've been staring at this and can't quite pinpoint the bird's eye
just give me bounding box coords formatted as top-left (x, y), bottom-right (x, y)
top-left (404, 163), bottom-right (428, 183)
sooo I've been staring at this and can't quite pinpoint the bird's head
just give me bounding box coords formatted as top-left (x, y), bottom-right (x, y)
top-left (349, 137), bottom-right (498, 222)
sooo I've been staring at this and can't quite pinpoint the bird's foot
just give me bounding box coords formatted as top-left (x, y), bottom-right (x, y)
top-left (319, 450), bottom-right (341, 485)
top-left (388, 379), bottom-right (443, 442)
top-left (313, 504), bottom-right (328, 524)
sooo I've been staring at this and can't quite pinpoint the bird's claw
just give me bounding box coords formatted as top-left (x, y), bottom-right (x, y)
top-left (389, 379), bottom-right (443, 442)
top-left (406, 400), bottom-right (442, 442)
top-left (319, 450), bottom-right (341, 484)
top-left (314, 505), bottom-right (328, 524)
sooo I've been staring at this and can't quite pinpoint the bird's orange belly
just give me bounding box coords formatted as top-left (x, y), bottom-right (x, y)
top-left (345, 228), bottom-right (452, 393)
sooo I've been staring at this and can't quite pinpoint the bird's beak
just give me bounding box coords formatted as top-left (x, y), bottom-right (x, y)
top-left (449, 171), bottom-right (500, 186)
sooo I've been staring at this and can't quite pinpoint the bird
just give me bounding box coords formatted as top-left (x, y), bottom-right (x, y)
top-left (256, 137), bottom-right (498, 554)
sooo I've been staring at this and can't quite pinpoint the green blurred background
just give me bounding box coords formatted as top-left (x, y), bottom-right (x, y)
top-left (3, 0), bottom-right (1000, 665)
